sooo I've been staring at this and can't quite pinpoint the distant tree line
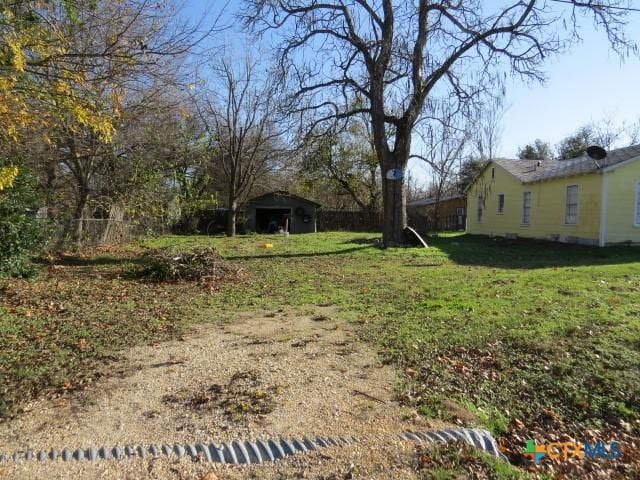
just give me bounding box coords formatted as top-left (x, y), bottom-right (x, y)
top-left (1, 0), bottom-right (638, 276)
top-left (518, 119), bottom-right (640, 161)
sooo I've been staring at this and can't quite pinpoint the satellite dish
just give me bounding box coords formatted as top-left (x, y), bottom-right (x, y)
top-left (586, 146), bottom-right (607, 161)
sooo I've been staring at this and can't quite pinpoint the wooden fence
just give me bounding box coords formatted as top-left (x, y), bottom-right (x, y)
top-left (317, 209), bottom-right (381, 232)
top-left (318, 209), bottom-right (465, 233)
top-left (408, 212), bottom-right (466, 233)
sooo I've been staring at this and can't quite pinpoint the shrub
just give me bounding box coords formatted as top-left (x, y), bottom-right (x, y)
top-left (0, 165), bottom-right (47, 277)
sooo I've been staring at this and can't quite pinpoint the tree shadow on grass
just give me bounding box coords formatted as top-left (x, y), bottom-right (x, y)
top-left (35, 255), bottom-right (144, 267)
top-left (430, 234), bottom-right (640, 269)
top-left (339, 236), bottom-right (382, 245)
top-left (225, 244), bottom-right (377, 261)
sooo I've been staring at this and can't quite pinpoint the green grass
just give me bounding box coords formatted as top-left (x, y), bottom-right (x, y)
top-left (415, 443), bottom-right (543, 479)
top-left (146, 233), bottom-right (640, 423)
top-left (0, 248), bottom-right (211, 417)
top-left (146, 232), bottom-right (640, 473)
top-left (1, 232), bottom-right (638, 477)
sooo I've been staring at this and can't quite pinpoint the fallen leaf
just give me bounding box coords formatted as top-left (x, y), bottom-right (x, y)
top-left (404, 367), bottom-right (417, 377)
top-left (200, 471), bottom-right (218, 480)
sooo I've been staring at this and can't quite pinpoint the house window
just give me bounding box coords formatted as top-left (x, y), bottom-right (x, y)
top-left (492, 168), bottom-right (495, 179)
top-left (477, 196), bottom-right (484, 222)
top-left (497, 194), bottom-right (505, 214)
top-left (635, 181), bottom-right (640, 226)
top-left (456, 207), bottom-right (465, 216)
top-left (565, 185), bottom-right (579, 225)
top-left (522, 191), bottom-right (531, 225)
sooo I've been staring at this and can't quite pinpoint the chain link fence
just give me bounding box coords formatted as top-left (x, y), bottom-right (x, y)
top-left (49, 219), bottom-right (150, 247)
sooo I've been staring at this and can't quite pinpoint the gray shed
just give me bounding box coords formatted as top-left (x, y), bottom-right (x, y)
top-left (244, 191), bottom-right (320, 234)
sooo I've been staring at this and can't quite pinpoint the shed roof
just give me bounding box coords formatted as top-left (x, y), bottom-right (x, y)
top-left (492, 144), bottom-right (640, 184)
top-left (246, 191), bottom-right (321, 208)
top-left (408, 194), bottom-right (466, 207)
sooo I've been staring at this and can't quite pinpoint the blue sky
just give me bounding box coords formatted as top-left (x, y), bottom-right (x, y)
top-left (186, 1), bottom-right (640, 180)
top-left (500, 19), bottom-right (640, 157)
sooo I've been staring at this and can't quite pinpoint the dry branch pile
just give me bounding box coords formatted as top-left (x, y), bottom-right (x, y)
top-left (136, 247), bottom-right (240, 284)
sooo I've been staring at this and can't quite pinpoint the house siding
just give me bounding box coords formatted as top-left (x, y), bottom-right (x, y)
top-left (466, 164), bottom-right (526, 236)
top-left (604, 157), bottom-right (640, 244)
top-left (466, 162), bottom-right (601, 244)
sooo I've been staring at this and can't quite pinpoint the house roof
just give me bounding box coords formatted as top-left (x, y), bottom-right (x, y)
top-left (492, 144), bottom-right (640, 184)
top-left (246, 190), bottom-right (321, 208)
top-left (408, 194), bottom-right (465, 207)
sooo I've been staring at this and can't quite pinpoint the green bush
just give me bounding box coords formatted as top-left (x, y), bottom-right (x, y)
top-left (0, 165), bottom-right (47, 277)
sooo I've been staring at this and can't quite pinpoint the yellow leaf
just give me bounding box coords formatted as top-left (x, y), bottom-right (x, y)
top-left (0, 166), bottom-right (19, 190)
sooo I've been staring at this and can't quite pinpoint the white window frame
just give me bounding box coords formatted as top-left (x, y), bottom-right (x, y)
top-left (477, 196), bottom-right (484, 223)
top-left (521, 191), bottom-right (531, 226)
top-left (634, 181), bottom-right (640, 227)
top-left (565, 184), bottom-right (579, 225)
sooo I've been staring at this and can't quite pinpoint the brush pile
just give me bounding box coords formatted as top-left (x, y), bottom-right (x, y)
top-left (137, 247), bottom-right (239, 284)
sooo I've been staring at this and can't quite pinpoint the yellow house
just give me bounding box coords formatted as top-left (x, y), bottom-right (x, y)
top-left (466, 144), bottom-right (640, 246)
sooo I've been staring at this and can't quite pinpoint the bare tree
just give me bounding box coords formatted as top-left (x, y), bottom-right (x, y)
top-left (626, 119), bottom-right (640, 145)
top-left (197, 56), bottom-right (284, 236)
top-left (243, 0), bottom-right (634, 246)
top-left (404, 171), bottom-right (429, 205)
top-left (473, 99), bottom-right (507, 161)
top-left (300, 119), bottom-right (381, 224)
top-left (413, 105), bottom-right (470, 230)
top-left (588, 116), bottom-right (640, 151)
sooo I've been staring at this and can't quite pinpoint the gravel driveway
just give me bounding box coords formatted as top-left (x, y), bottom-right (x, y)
top-left (0, 308), bottom-right (441, 479)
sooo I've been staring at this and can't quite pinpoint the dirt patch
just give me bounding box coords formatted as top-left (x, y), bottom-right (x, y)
top-left (163, 370), bottom-right (282, 422)
top-left (441, 399), bottom-right (479, 424)
top-left (0, 308), bottom-right (443, 479)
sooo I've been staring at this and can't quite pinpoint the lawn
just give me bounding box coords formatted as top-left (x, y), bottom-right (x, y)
top-left (146, 232), bottom-right (640, 477)
top-left (1, 232), bottom-right (638, 477)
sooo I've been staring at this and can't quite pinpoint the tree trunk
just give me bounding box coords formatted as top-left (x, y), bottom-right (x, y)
top-left (226, 194), bottom-right (237, 237)
top-left (101, 202), bottom-right (125, 244)
top-left (371, 97), bottom-right (411, 246)
top-left (381, 176), bottom-right (407, 245)
top-left (379, 139), bottom-right (409, 246)
top-left (72, 186), bottom-right (89, 245)
top-left (433, 187), bottom-right (442, 231)
top-left (44, 160), bottom-right (58, 220)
